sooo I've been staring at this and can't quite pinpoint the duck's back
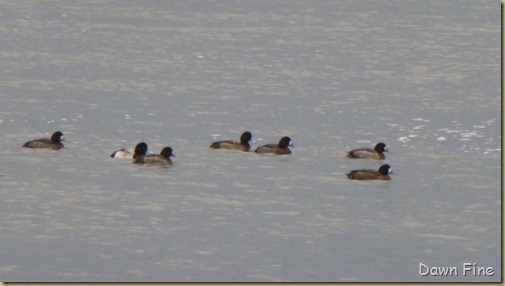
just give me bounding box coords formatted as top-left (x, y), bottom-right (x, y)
top-left (347, 148), bottom-right (382, 159)
top-left (134, 154), bottom-right (171, 166)
top-left (254, 143), bottom-right (278, 154)
top-left (110, 148), bottom-right (132, 158)
top-left (210, 140), bottom-right (249, 151)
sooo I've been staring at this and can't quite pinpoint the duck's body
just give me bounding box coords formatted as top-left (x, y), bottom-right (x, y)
top-left (23, 131), bottom-right (64, 150)
top-left (346, 164), bottom-right (392, 181)
top-left (110, 148), bottom-right (132, 158)
top-left (210, 131), bottom-right (252, 152)
top-left (134, 147), bottom-right (174, 166)
top-left (347, 142), bottom-right (387, 160)
top-left (254, 136), bottom-right (292, 155)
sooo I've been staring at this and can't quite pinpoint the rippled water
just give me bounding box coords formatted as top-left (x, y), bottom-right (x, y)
top-left (0, 0), bottom-right (500, 282)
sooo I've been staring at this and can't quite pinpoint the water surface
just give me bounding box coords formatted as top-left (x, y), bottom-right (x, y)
top-left (0, 0), bottom-right (500, 282)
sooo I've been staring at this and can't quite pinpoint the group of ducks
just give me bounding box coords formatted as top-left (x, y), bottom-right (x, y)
top-left (345, 142), bottom-right (392, 181)
top-left (22, 130), bottom-right (393, 181)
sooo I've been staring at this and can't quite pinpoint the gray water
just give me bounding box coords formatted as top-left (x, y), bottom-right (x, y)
top-left (0, 0), bottom-right (500, 282)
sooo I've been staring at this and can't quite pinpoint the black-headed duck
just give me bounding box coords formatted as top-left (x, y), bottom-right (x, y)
top-left (254, 136), bottom-right (293, 155)
top-left (346, 142), bottom-right (387, 160)
top-left (22, 131), bottom-right (64, 150)
top-left (346, 164), bottom-right (392, 181)
top-left (210, 131), bottom-right (252, 152)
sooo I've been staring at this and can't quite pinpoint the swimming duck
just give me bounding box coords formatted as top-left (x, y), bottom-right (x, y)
top-left (346, 164), bottom-right (392, 181)
top-left (210, 131), bottom-right (252, 152)
top-left (346, 142), bottom-right (387, 160)
top-left (254, 136), bottom-right (293, 155)
top-left (22, 131), bottom-right (64, 150)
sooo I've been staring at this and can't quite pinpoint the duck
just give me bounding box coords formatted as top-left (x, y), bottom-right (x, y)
top-left (22, 131), bottom-right (64, 150)
top-left (210, 131), bottom-right (252, 152)
top-left (346, 142), bottom-right (387, 160)
top-left (134, 146), bottom-right (174, 166)
top-left (254, 136), bottom-right (293, 155)
top-left (346, 164), bottom-right (392, 181)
